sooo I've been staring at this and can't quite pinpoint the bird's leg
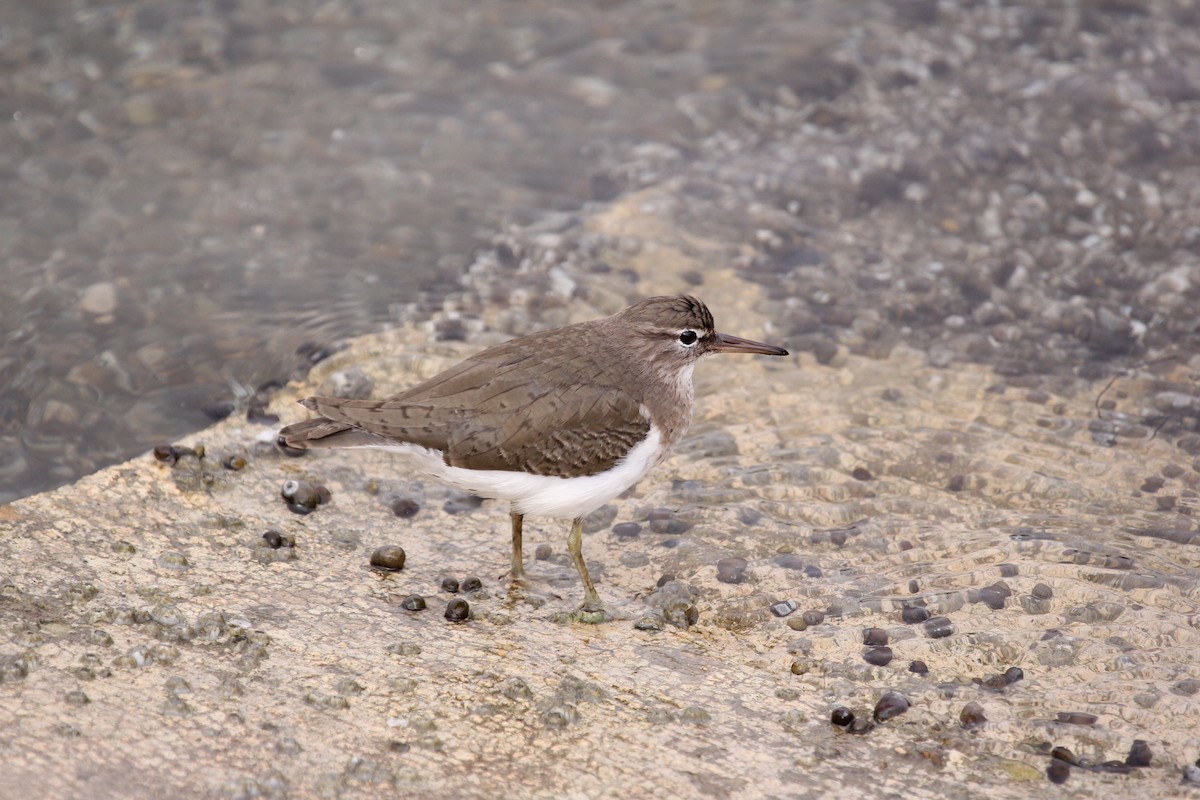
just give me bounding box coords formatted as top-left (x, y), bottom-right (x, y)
top-left (567, 516), bottom-right (604, 612)
top-left (509, 511), bottom-right (529, 586)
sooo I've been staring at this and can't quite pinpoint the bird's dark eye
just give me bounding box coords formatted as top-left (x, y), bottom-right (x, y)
top-left (679, 330), bottom-right (698, 345)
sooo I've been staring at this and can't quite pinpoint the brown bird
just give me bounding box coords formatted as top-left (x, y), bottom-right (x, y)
top-left (278, 295), bottom-right (788, 618)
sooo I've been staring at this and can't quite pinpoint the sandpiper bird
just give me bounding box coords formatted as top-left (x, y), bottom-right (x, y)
top-left (278, 295), bottom-right (788, 615)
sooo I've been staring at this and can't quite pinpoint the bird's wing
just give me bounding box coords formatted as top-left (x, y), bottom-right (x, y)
top-left (443, 380), bottom-right (651, 476)
top-left (294, 344), bottom-right (650, 475)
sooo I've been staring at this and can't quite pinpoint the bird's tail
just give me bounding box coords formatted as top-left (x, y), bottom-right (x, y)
top-left (277, 416), bottom-right (387, 449)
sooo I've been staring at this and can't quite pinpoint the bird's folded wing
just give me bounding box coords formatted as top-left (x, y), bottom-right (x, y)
top-left (445, 383), bottom-right (651, 477)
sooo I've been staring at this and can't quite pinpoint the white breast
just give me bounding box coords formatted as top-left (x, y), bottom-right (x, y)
top-left (367, 425), bottom-right (665, 519)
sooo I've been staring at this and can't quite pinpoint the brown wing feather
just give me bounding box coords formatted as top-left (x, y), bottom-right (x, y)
top-left (283, 323), bottom-right (652, 476)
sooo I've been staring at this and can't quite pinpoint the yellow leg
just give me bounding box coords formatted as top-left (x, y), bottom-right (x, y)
top-left (567, 517), bottom-right (603, 611)
top-left (510, 511), bottom-right (526, 584)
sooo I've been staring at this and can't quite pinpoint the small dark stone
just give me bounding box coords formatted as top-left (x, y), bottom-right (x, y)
top-left (153, 444), bottom-right (178, 465)
top-left (370, 546), bottom-right (406, 572)
top-left (1125, 739), bottom-right (1152, 768)
top-left (976, 586), bottom-right (1009, 610)
top-left (1055, 712), bottom-right (1097, 726)
top-left (924, 615), bottom-right (953, 638)
top-left (1003, 666), bottom-right (1024, 684)
top-left (863, 646), bottom-right (893, 667)
top-left (789, 660), bottom-right (809, 675)
top-left (829, 529), bottom-right (847, 547)
top-left (960, 701), bottom-right (987, 728)
top-left (444, 599), bottom-right (470, 622)
top-left (907, 579), bottom-right (920, 593)
top-left (222, 455), bottom-right (247, 470)
top-left (441, 577), bottom-right (459, 594)
top-left (770, 600), bottom-right (798, 618)
top-left (203, 401), bottom-right (236, 421)
top-left (390, 498), bottom-right (420, 518)
top-left (1047, 759), bottom-right (1070, 784)
top-left (830, 707), bottom-right (854, 727)
top-left (535, 544), bottom-right (552, 560)
top-left (716, 557), bottom-right (748, 584)
top-left (656, 574), bottom-right (675, 587)
top-left (947, 474), bottom-right (966, 492)
top-left (908, 660), bottom-right (928, 674)
top-left (998, 563), bottom-right (1018, 577)
top-left (443, 494), bottom-right (484, 515)
top-left (460, 577), bottom-right (482, 593)
top-left (901, 606), bottom-right (931, 624)
top-left (848, 717), bottom-right (873, 735)
top-left (400, 595), bottom-right (426, 612)
top-left (389, 741), bottom-right (411, 754)
top-left (801, 609), bottom-right (825, 626)
top-left (1050, 746), bottom-right (1077, 765)
top-left (851, 466), bottom-right (874, 481)
top-left (775, 554), bottom-right (807, 570)
top-left (1032, 583), bottom-right (1054, 599)
top-left (262, 531), bottom-right (284, 549)
top-left (647, 508), bottom-right (691, 535)
top-left (862, 627), bottom-right (888, 646)
top-left (873, 691), bottom-right (909, 722)
top-left (281, 480), bottom-right (320, 514)
top-left (612, 522), bottom-right (642, 540)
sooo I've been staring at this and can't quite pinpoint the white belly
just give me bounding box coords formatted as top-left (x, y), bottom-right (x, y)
top-left (367, 426), bottom-right (664, 519)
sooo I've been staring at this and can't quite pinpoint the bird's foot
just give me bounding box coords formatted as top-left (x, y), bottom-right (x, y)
top-left (572, 605), bottom-right (611, 625)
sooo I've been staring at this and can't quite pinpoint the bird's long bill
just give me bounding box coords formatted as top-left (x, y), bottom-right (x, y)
top-left (711, 332), bottom-right (789, 356)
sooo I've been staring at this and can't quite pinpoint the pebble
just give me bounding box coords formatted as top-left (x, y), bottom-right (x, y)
top-left (862, 627), bottom-right (888, 646)
top-left (222, 455), bottom-right (247, 470)
top-left (79, 281), bottom-right (118, 316)
top-left (444, 599), bottom-right (470, 622)
top-left (280, 480), bottom-right (323, 515)
top-left (1055, 711), bottom-right (1097, 726)
top-left (715, 557), bottom-right (748, 584)
top-left (908, 660), bottom-right (928, 674)
top-left (872, 691), bottom-right (910, 722)
top-left (369, 546), bottom-right (406, 571)
top-left (830, 707), bottom-right (854, 727)
top-left (390, 498), bottom-right (420, 518)
top-left (1125, 739), bottom-right (1152, 767)
top-left (535, 544), bottom-right (552, 560)
top-left (611, 522), bottom-right (642, 539)
top-left (923, 615), bottom-right (953, 638)
top-left (400, 595), bottom-right (426, 612)
top-left (769, 600), bottom-right (797, 618)
top-left (1047, 759), bottom-right (1070, 784)
top-left (801, 609), bottom-right (824, 626)
top-left (262, 531), bottom-right (285, 549)
top-left (901, 606), bottom-right (930, 624)
top-left (647, 508), bottom-right (690, 535)
top-left (960, 702), bottom-right (987, 728)
top-left (460, 577), bottom-right (482, 593)
top-left (863, 646), bottom-right (893, 667)
top-left (441, 577), bottom-right (459, 593)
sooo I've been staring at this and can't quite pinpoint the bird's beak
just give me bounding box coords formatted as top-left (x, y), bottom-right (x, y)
top-left (711, 332), bottom-right (789, 356)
